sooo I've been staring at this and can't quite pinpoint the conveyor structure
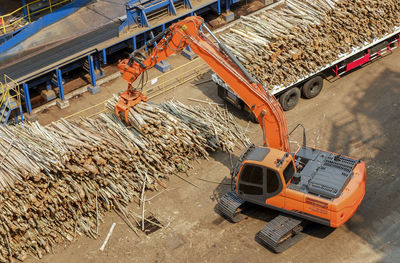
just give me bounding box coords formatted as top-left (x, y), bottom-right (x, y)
top-left (0, 75), bottom-right (23, 125)
top-left (121, 0), bottom-right (193, 29)
top-left (0, 0), bottom-right (249, 120)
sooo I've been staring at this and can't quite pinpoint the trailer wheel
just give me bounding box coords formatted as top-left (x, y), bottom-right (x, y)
top-left (279, 88), bottom-right (300, 111)
top-left (302, 76), bottom-right (323, 99)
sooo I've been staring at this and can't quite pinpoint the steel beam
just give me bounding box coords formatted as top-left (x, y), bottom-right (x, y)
top-left (184, 0), bottom-right (193, 9)
top-left (56, 69), bottom-right (65, 100)
top-left (88, 55), bottom-right (97, 87)
top-left (132, 35), bottom-right (137, 50)
top-left (87, 55), bottom-right (101, 94)
top-left (22, 83), bottom-right (32, 114)
top-left (22, 0), bottom-right (28, 21)
top-left (102, 48), bottom-right (107, 64)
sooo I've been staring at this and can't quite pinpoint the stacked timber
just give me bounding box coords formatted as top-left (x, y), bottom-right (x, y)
top-left (219, 0), bottom-right (400, 88)
top-left (160, 100), bottom-right (251, 151)
top-left (0, 100), bottom-right (248, 262)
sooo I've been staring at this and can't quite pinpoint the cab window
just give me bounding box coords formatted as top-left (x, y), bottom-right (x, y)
top-left (283, 161), bottom-right (295, 184)
top-left (239, 184), bottom-right (263, 195)
top-left (267, 169), bottom-right (279, 193)
top-left (239, 164), bottom-right (263, 195)
top-left (241, 165), bottom-right (263, 185)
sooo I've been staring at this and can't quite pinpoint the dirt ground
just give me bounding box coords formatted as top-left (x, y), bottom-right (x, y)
top-left (28, 47), bottom-right (400, 263)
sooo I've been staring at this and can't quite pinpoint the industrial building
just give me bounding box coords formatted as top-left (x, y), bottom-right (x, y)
top-left (0, 0), bottom-right (265, 124)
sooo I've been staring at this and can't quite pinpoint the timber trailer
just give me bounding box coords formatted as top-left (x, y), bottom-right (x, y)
top-left (214, 26), bottom-right (400, 114)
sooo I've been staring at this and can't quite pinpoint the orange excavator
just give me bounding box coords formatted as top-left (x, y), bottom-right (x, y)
top-left (116, 16), bottom-right (366, 252)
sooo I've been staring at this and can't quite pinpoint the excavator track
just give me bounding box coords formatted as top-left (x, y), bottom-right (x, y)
top-left (216, 192), bottom-right (247, 223)
top-left (256, 214), bottom-right (306, 253)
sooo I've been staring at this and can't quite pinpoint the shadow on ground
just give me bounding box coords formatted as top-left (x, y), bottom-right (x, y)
top-left (327, 68), bottom-right (400, 262)
top-left (201, 65), bottom-right (400, 261)
top-left (191, 70), bottom-right (258, 123)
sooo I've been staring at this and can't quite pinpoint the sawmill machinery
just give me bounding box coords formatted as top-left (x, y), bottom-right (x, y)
top-left (115, 16), bottom-right (366, 252)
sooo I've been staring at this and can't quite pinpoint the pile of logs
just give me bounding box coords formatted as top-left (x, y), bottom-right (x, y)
top-left (220, 0), bottom-right (400, 88)
top-left (0, 100), bottom-right (248, 262)
top-left (160, 100), bottom-right (251, 151)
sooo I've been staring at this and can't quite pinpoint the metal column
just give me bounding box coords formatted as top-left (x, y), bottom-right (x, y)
top-left (22, 83), bottom-right (32, 114)
top-left (14, 107), bottom-right (23, 123)
top-left (102, 49), bottom-right (107, 64)
top-left (132, 35), bottom-right (137, 50)
top-left (88, 55), bottom-right (97, 87)
top-left (56, 69), bottom-right (65, 100)
top-left (22, 0), bottom-right (28, 21)
top-left (87, 55), bottom-right (101, 94)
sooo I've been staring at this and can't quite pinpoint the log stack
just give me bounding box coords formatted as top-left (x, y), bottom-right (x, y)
top-left (0, 100), bottom-right (249, 262)
top-left (219, 0), bottom-right (400, 89)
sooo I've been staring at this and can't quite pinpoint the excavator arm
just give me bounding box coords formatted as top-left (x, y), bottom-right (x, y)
top-left (116, 16), bottom-right (289, 152)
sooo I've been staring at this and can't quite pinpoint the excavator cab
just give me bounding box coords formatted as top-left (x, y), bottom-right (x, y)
top-left (232, 144), bottom-right (294, 207)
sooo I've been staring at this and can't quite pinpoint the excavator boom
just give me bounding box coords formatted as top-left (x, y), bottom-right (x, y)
top-left (116, 16), bottom-right (289, 151)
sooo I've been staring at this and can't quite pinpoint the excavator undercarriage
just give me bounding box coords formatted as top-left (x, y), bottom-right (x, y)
top-left (217, 191), bottom-right (307, 253)
top-left (256, 214), bottom-right (306, 253)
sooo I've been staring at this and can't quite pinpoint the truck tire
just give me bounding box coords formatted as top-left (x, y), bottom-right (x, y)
top-left (279, 88), bottom-right (300, 111)
top-left (302, 76), bottom-right (323, 99)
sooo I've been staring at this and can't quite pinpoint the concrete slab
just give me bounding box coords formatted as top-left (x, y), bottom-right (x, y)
top-left (56, 98), bottom-right (69, 109)
top-left (260, 0), bottom-right (274, 5)
top-left (155, 61), bottom-right (171, 72)
top-left (41, 89), bottom-right (56, 101)
top-left (88, 85), bottom-right (101, 94)
top-left (182, 48), bottom-right (197, 60)
top-left (222, 11), bottom-right (235, 23)
top-left (23, 113), bottom-right (38, 122)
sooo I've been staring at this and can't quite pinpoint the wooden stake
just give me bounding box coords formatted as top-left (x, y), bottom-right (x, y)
top-left (99, 223), bottom-right (116, 251)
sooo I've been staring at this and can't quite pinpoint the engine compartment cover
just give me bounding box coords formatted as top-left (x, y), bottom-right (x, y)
top-left (294, 147), bottom-right (359, 199)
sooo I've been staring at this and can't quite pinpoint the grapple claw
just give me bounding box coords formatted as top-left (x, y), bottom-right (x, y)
top-left (115, 90), bottom-right (148, 124)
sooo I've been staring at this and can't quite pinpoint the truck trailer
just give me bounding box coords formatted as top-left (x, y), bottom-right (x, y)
top-left (212, 1), bottom-right (400, 115)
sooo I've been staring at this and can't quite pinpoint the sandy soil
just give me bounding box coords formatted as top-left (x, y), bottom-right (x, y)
top-left (29, 47), bottom-right (400, 263)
